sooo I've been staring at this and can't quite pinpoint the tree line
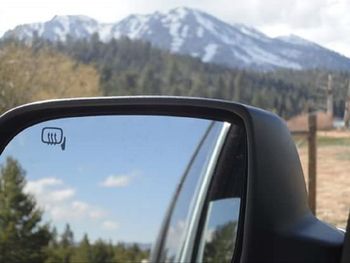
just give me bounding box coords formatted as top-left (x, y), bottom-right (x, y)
top-left (45, 225), bottom-right (149, 263)
top-left (0, 156), bottom-right (240, 263)
top-left (0, 157), bottom-right (149, 263)
top-left (1, 35), bottom-right (350, 118)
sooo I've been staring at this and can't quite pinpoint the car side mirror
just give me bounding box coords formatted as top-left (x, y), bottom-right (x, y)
top-left (0, 97), bottom-right (344, 263)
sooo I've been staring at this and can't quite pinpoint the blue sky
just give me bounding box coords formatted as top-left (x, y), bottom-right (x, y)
top-left (0, 115), bottom-right (222, 244)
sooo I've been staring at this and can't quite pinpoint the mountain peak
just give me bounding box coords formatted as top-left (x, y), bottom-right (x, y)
top-left (169, 6), bottom-right (191, 14)
top-left (50, 15), bottom-right (99, 26)
top-left (3, 7), bottom-right (350, 70)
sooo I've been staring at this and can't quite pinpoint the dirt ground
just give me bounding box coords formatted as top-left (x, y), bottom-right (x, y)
top-left (295, 130), bottom-right (350, 229)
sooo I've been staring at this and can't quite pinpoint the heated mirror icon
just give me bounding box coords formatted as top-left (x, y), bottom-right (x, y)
top-left (41, 127), bottom-right (66, 151)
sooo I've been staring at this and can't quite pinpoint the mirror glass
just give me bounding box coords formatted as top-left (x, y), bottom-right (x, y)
top-left (196, 197), bottom-right (241, 263)
top-left (0, 115), bottom-right (234, 262)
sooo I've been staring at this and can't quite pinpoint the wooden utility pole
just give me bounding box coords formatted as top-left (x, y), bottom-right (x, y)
top-left (308, 113), bottom-right (317, 215)
top-left (344, 80), bottom-right (350, 128)
top-left (327, 74), bottom-right (334, 118)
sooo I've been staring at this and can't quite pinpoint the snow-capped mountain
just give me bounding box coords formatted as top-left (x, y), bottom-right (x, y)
top-left (4, 7), bottom-right (350, 70)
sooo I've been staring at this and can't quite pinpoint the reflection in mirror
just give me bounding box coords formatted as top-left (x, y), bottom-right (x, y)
top-left (197, 198), bottom-right (240, 263)
top-left (0, 115), bottom-right (227, 262)
top-left (158, 121), bottom-right (228, 262)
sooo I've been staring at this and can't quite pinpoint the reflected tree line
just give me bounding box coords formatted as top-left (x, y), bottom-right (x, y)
top-left (0, 156), bottom-right (239, 263)
top-left (203, 221), bottom-right (237, 263)
top-left (161, 221), bottom-right (238, 263)
top-left (0, 157), bottom-right (149, 263)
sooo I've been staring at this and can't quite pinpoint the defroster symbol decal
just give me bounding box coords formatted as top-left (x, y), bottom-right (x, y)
top-left (41, 127), bottom-right (66, 151)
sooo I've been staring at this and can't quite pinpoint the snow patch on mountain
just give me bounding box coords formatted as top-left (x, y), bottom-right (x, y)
top-left (278, 48), bottom-right (302, 59)
top-left (173, 7), bottom-right (189, 19)
top-left (98, 24), bottom-right (114, 40)
top-left (181, 25), bottom-right (189, 38)
top-left (128, 15), bottom-right (150, 39)
top-left (193, 11), bottom-right (216, 35)
top-left (203, 44), bottom-right (218, 62)
top-left (235, 24), bottom-right (268, 41)
top-left (197, 27), bottom-right (204, 38)
top-left (248, 45), bottom-right (301, 69)
top-left (232, 49), bottom-right (250, 64)
top-left (191, 52), bottom-right (199, 57)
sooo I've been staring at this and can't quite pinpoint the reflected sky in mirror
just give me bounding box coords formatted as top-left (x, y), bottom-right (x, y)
top-left (1, 115), bottom-right (224, 245)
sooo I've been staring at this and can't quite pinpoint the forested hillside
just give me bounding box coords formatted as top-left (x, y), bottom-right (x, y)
top-left (1, 35), bottom-right (350, 118)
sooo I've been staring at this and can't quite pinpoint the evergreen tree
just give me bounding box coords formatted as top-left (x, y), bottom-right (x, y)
top-left (59, 223), bottom-right (74, 263)
top-left (45, 227), bottom-right (62, 263)
top-left (71, 233), bottom-right (93, 263)
top-left (92, 239), bottom-right (114, 263)
top-left (203, 221), bottom-right (237, 263)
top-left (0, 157), bottom-right (51, 263)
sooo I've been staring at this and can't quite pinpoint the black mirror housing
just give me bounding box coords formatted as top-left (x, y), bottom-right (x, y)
top-left (0, 96), bottom-right (344, 262)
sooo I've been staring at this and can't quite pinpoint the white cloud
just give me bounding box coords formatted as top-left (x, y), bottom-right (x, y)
top-left (166, 220), bottom-right (186, 252)
top-left (25, 177), bottom-right (74, 205)
top-left (102, 220), bottom-right (119, 230)
top-left (50, 188), bottom-right (75, 202)
top-left (49, 202), bottom-right (106, 221)
top-left (49, 200), bottom-right (106, 221)
top-left (72, 200), bottom-right (89, 212)
top-left (23, 176), bottom-right (121, 243)
top-left (100, 174), bottom-right (134, 188)
top-left (24, 177), bottom-right (106, 221)
top-left (25, 177), bottom-right (63, 193)
top-left (89, 210), bottom-right (105, 219)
